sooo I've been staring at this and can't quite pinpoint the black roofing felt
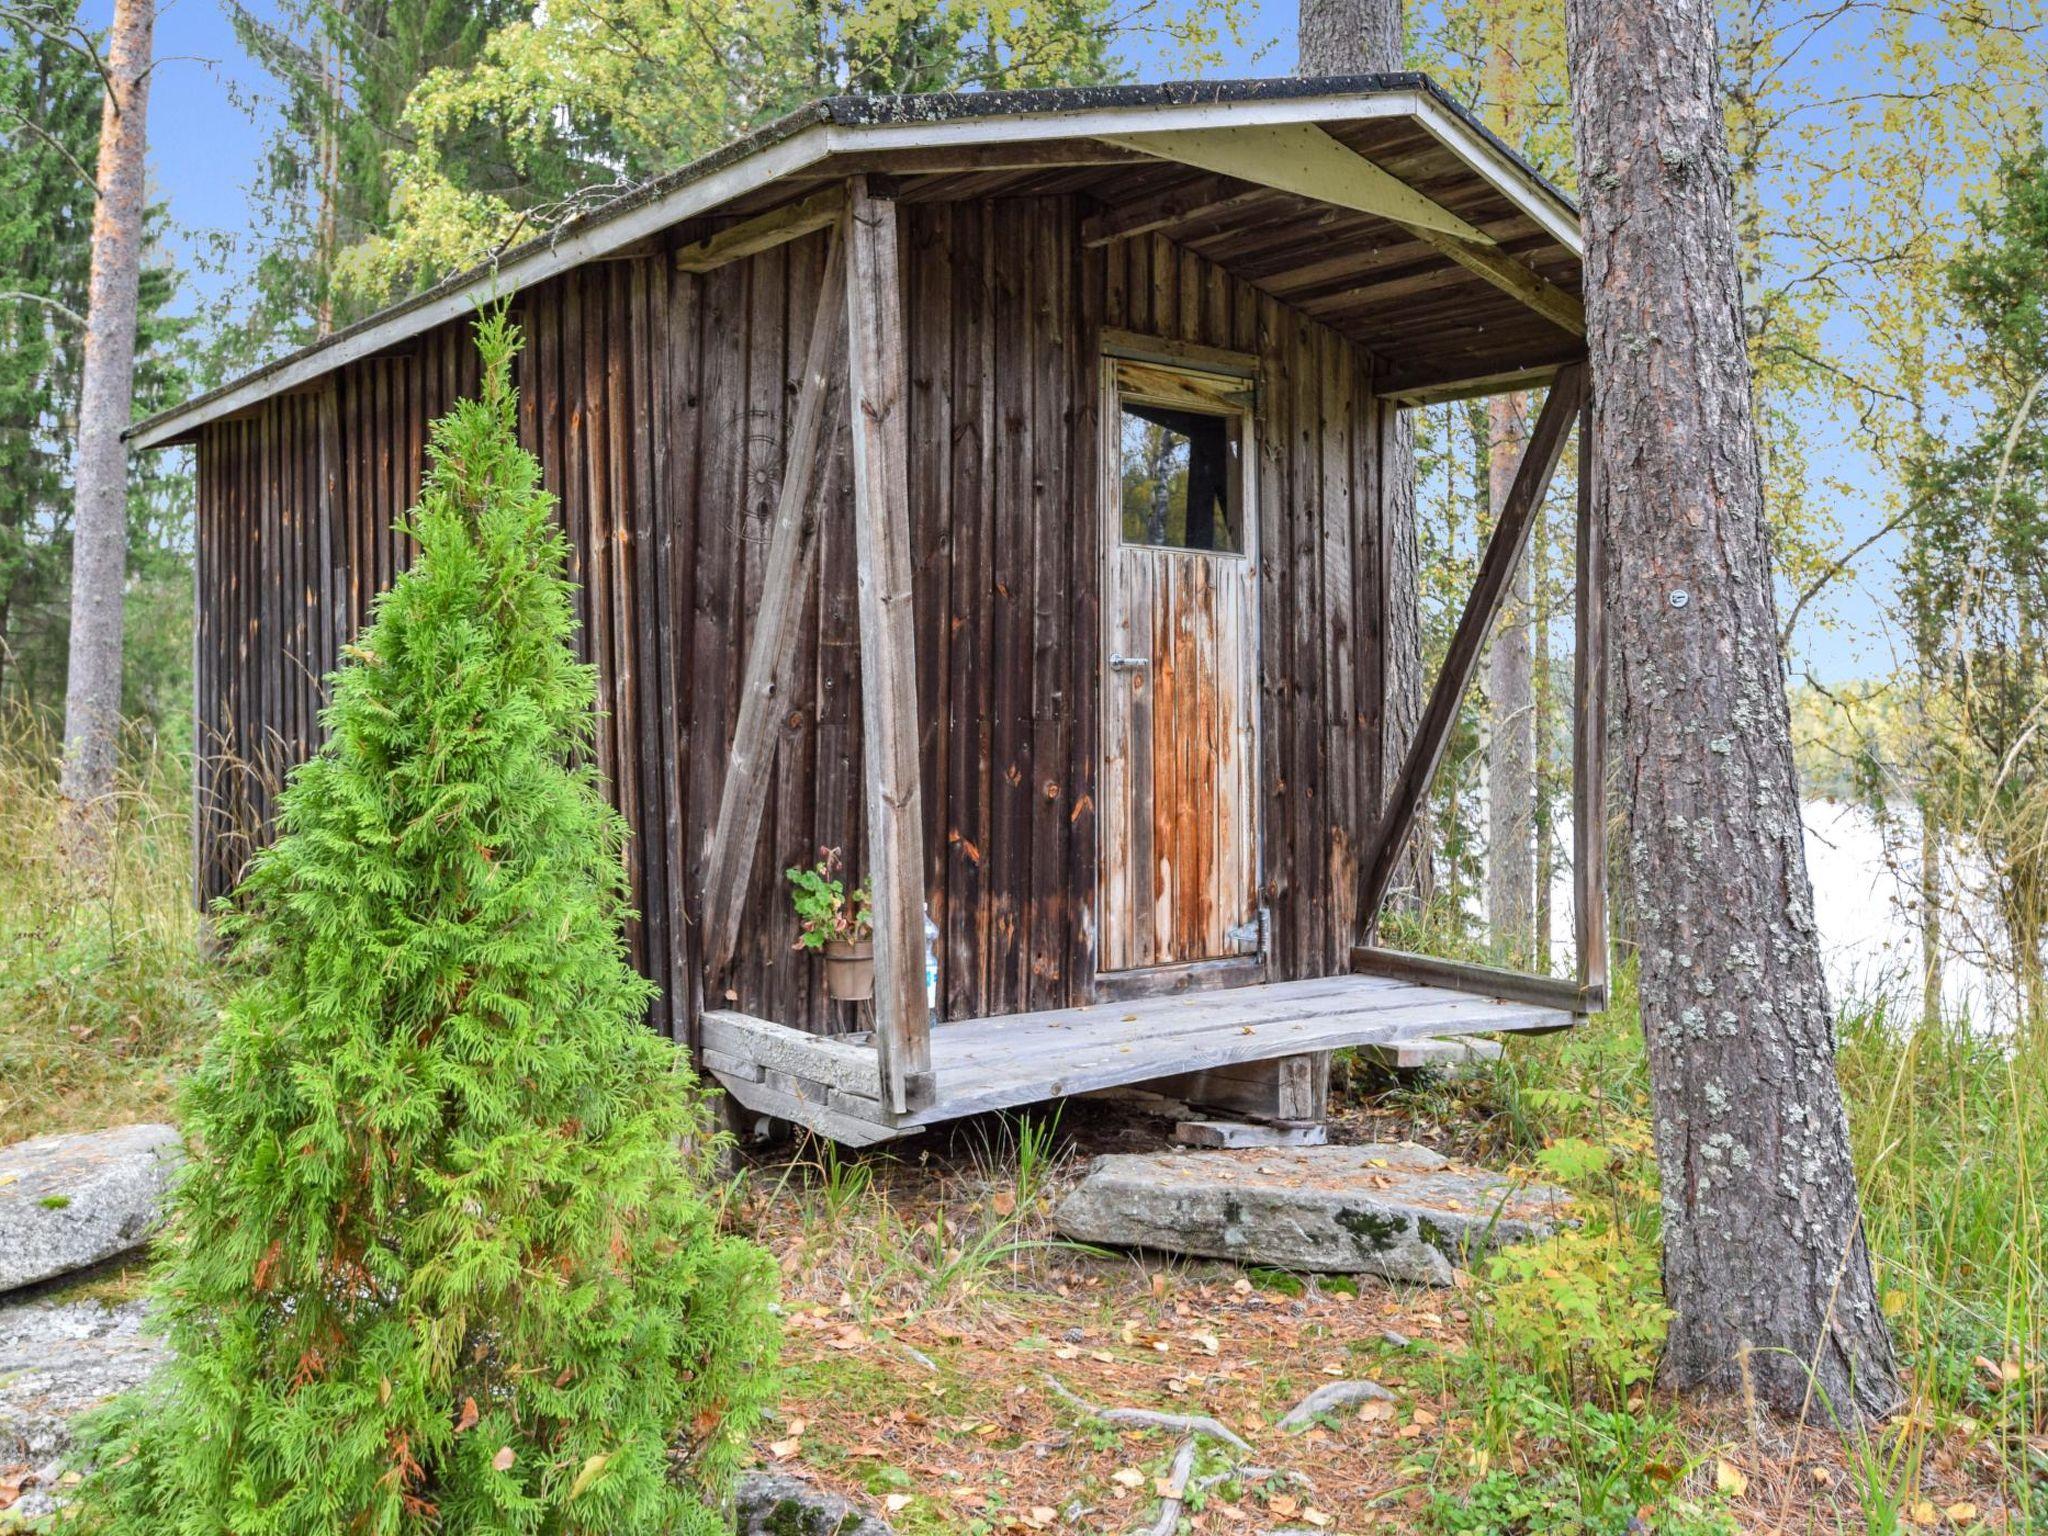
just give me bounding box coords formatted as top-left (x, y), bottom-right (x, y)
top-left (130, 73), bottom-right (1576, 445)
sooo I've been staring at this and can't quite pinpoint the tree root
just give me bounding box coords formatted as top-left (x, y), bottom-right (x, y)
top-left (1041, 1374), bottom-right (1254, 1454)
top-left (1275, 1378), bottom-right (1394, 1432)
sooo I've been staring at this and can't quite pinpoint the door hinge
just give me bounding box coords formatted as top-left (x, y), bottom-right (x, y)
top-left (1226, 909), bottom-right (1266, 955)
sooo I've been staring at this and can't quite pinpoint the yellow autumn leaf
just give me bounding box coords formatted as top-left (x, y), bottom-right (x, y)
top-left (1715, 1459), bottom-right (1749, 1497)
top-left (567, 1453), bottom-right (609, 1499)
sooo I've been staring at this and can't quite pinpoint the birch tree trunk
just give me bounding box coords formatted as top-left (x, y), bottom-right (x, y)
top-left (1296, 0), bottom-right (1426, 915)
top-left (1487, 393), bottom-right (1535, 964)
top-left (1563, 0), bottom-right (1900, 1419)
top-left (59, 0), bottom-right (154, 865)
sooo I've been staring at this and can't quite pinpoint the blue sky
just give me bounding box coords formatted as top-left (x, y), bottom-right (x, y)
top-left (98, 0), bottom-right (1966, 685)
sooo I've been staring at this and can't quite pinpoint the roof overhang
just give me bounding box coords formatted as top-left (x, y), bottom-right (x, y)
top-left (131, 74), bottom-right (1582, 451)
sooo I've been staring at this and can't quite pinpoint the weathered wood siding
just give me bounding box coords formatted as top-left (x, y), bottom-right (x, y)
top-left (191, 194), bottom-right (1396, 1043)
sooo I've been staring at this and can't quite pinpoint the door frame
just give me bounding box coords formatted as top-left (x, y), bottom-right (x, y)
top-left (1094, 329), bottom-right (1266, 982)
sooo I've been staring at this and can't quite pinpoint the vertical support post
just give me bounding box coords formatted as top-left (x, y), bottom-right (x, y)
top-left (1572, 390), bottom-right (1609, 1009)
top-left (843, 174), bottom-right (932, 1112)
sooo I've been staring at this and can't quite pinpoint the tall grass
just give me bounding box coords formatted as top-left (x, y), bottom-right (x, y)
top-left (0, 708), bottom-right (215, 1143)
top-left (1449, 963), bottom-right (2047, 1523)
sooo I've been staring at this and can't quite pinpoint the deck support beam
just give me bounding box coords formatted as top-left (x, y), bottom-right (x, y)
top-left (1356, 361), bottom-right (1588, 940)
top-left (843, 174), bottom-right (932, 1114)
top-left (699, 224), bottom-right (848, 978)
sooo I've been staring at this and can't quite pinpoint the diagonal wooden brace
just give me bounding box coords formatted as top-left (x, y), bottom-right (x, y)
top-left (1356, 361), bottom-right (1589, 938)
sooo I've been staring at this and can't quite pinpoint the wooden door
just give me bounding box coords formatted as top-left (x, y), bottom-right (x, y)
top-left (1099, 350), bottom-right (1261, 973)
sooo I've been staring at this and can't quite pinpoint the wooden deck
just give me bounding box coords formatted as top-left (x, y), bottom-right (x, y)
top-left (700, 973), bottom-right (1572, 1145)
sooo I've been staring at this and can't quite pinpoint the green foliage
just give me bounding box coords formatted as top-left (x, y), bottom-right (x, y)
top-left (69, 313), bottom-right (778, 1535)
top-left (338, 0), bottom-right (1248, 305)
top-left (1475, 1226), bottom-right (1672, 1410)
top-left (785, 848), bottom-right (871, 952)
top-left (219, 0), bottom-right (527, 356)
top-left (1429, 1389), bottom-right (1732, 1536)
top-left (1903, 137), bottom-right (2048, 1018)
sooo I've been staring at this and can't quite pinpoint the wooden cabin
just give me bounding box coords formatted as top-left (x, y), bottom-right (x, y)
top-left (133, 74), bottom-right (1607, 1145)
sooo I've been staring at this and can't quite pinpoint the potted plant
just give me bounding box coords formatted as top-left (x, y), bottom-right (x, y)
top-left (788, 847), bottom-right (874, 1002)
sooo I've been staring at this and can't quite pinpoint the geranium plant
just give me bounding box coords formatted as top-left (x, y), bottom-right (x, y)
top-left (787, 846), bottom-right (872, 950)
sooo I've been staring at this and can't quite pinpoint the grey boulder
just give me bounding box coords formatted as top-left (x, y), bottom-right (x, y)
top-left (0, 1125), bottom-right (182, 1294)
top-left (1054, 1142), bottom-right (1567, 1285)
top-left (734, 1472), bottom-right (893, 1536)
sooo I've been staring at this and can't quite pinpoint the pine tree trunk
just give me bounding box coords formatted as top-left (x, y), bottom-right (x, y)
top-left (1296, 0), bottom-right (1424, 915)
top-left (58, 0), bottom-right (153, 866)
top-left (1562, 0), bottom-right (1901, 1420)
top-left (1487, 393), bottom-right (1535, 965)
top-left (1295, 0), bottom-right (1401, 76)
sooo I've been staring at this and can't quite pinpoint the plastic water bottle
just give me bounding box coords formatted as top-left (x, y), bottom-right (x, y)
top-left (923, 906), bottom-right (941, 1012)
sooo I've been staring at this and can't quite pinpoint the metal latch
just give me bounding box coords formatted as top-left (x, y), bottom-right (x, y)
top-left (1109, 653), bottom-right (1149, 673)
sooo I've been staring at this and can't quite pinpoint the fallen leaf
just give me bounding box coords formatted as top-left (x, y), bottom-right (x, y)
top-left (1716, 1460), bottom-right (1749, 1498)
top-left (454, 1397), bottom-right (480, 1434)
top-left (1303, 1510), bottom-right (1332, 1529)
top-left (991, 1190), bottom-right (1016, 1217)
top-left (768, 1438), bottom-right (803, 1460)
top-left (1112, 1468), bottom-right (1146, 1489)
top-left (1412, 1407), bottom-right (1438, 1425)
top-left (1945, 1504), bottom-right (1979, 1524)
top-left (1269, 1494), bottom-right (1300, 1519)
top-left (568, 1453), bottom-right (609, 1500)
top-left (491, 1446), bottom-right (515, 1473)
top-left (884, 1494), bottom-right (913, 1514)
top-left (1192, 1332), bottom-right (1220, 1355)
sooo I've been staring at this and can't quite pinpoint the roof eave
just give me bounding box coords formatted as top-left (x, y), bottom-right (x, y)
top-left (129, 78), bottom-right (1581, 451)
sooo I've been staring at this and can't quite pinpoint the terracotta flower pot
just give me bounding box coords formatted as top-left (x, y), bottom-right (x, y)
top-left (822, 938), bottom-right (875, 1002)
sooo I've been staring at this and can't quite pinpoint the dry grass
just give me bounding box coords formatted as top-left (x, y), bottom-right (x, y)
top-left (0, 710), bottom-right (215, 1144)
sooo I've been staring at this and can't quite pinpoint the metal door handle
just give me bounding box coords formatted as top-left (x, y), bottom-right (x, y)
top-left (1109, 653), bottom-right (1149, 673)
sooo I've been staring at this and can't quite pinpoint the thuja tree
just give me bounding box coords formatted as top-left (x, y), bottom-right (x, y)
top-left (75, 311), bottom-right (778, 1534)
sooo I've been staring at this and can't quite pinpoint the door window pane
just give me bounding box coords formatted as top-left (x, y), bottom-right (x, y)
top-left (1119, 401), bottom-right (1243, 554)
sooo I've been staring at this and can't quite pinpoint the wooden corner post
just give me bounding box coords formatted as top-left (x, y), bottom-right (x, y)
top-left (843, 174), bottom-right (933, 1113)
top-left (1572, 389), bottom-right (1609, 1010)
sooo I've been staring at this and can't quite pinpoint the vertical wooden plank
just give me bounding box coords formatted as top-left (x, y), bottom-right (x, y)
top-left (988, 198), bottom-right (1034, 1013)
top-left (626, 257), bottom-right (671, 1036)
top-left (943, 199), bottom-right (996, 1022)
top-left (907, 206), bottom-right (954, 1018)
top-left (1320, 328), bottom-right (1358, 966)
top-left (842, 174), bottom-right (932, 1110)
top-left (665, 265), bottom-right (711, 1047)
top-left (1573, 392), bottom-right (1608, 1006)
top-left (1067, 217), bottom-right (1104, 1000)
top-left (1027, 197), bottom-right (1070, 1010)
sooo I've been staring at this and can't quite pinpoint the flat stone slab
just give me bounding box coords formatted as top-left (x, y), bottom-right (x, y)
top-left (0, 1126), bottom-right (182, 1294)
top-left (1054, 1142), bottom-right (1567, 1285)
top-left (0, 1297), bottom-right (166, 1518)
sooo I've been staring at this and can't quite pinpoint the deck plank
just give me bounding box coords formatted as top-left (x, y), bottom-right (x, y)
top-left (699, 973), bottom-right (1572, 1142)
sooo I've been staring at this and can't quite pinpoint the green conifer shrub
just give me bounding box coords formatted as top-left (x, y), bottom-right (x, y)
top-left (73, 312), bottom-right (779, 1535)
